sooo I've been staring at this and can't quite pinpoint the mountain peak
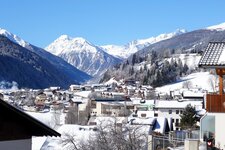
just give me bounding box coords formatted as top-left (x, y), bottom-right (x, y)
top-left (206, 22), bottom-right (225, 31)
top-left (73, 37), bottom-right (91, 45)
top-left (0, 28), bottom-right (33, 50)
top-left (174, 29), bottom-right (187, 34)
top-left (46, 35), bottom-right (96, 55)
top-left (58, 34), bottom-right (72, 41)
top-left (56, 35), bottom-right (88, 43)
top-left (101, 29), bottom-right (187, 59)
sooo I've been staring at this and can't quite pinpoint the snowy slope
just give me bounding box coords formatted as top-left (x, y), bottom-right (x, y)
top-left (167, 53), bottom-right (201, 69)
top-left (0, 28), bottom-right (33, 50)
top-left (46, 35), bottom-right (122, 76)
top-left (135, 53), bottom-right (201, 74)
top-left (206, 22), bottom-right (225, 31)
top-left (156, 72), bottom-right (217, 94)
top-left (101, 29), bottom-right (186, 59)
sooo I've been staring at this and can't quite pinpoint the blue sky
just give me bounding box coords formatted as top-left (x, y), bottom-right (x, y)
top-left (0, 0), bottom-right (225, 48)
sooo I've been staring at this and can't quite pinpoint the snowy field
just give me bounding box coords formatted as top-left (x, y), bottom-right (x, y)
top-left (156, 71), bottom-right (216, 94)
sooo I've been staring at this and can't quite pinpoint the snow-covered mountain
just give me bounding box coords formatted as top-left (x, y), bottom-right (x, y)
top-left (0, 28), bottom-right (91, 87)
top-left (45, 35), bottom-right (122, 76)
top-left (0, 28), bottom-right (33, 50)
top-left (101, 29), bottom-right (186, 59)
top-left (206, 22), bottom-right (225, 31)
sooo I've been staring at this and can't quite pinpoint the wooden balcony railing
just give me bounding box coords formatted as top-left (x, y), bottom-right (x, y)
top-left (206, 94), bottom-right (225, 112)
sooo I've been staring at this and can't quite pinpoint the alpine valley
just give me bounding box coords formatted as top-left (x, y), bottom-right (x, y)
top-left (1, 22), bottom-right (225, 89)
top-left (0, 29), bottom-right (91, 89)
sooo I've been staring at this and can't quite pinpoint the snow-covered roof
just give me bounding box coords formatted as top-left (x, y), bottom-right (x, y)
top-left (136, 111), bottom-right (154, 117)
top-left (26, 111), bottom-right (66, 128)
top-left (88, 116), bottom-right (127, 126)
top-left (128, 117), bottom-right (156, 125)
top-left (100, 101), bottom-right (133, 106)
top-left (132, 99), bottom-right (155, 105)
top-left (71, 96), bottom-right (88, 103)
top-left (199, 42), bottom-right (225, 68)
top-left (104, 77), bottom-right (120, 85)
top-left (73, 91), bottom-right (92, 98)
top-left (153, 117), bottom-right (168, 134)
top-left (155, 100), bottom-right (202, 109)
top-left (127, 117), bottom-right (171, 134)
top-left (182, 90), bottom-right (205, 98)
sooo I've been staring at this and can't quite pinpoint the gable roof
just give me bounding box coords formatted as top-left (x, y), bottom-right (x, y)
top-left (198, 42), bottom-right (225, 68)
top-left (0, 99), bottom-right (60, 141)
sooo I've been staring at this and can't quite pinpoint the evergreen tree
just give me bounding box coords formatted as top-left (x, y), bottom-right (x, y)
top-left (144, 64), bottom-right (147, 71)
top-left (132, 54), bottom-right (137, 65)
top-left (183, 64), bottom-right (189, 75)
top-left (126, 60), bottom-right (129, 65)
top-left (122, 62), bottom-right (126, 70)
top-left (139, 66), bottom-right (143, 73)
top-left (143, 75), bottom-right (148, 85)
top-left (180, 104), bottom-right (197, 130)
top-left (129, 66), bottom-right (135, 75)
top-left (151, 50), bottom-right (158, 65)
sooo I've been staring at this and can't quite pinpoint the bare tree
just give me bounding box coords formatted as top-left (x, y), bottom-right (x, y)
top-left (78, 100), bottom-right (91, 125)
top-left (51, 104), bottom-right (63, 128)
top-left (208, 74), bottom-right (218, 93)
top-left (65, 105), bottom-right (78, 124)
top-left (61, 118), bottom-right (149, 150)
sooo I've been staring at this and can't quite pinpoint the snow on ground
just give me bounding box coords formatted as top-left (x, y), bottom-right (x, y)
top-left (135, 53), bottom-right (201, 72)
top-left (167, 142), bottom-right (206, 150)
top-left (26, 111), bottom-right (66, 128)
top-left (32, 136), bottom-right (47, 150)
top-left (40, 125), bottom-right (96, 150)
top-left (166, 53), bottom-right (201, 69)
top-left (177, 54), bottom-right (201, 69)
top-left (156, 71), bottom-right (216, 94)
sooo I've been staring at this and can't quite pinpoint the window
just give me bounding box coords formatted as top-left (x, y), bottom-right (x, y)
top-left (169, 110), bottom-right (172, 114)
top-left (154, 113), bottom-right (158, 117)
top-left (89, 122), bottom-right (97, 125)
top-left (176, 110), bottom-right (179, 114)
top-left (172, 119), bottom-right (174, 123)
top-left (176, 119), bottom-right (179, 123)
top-left (141, 113), bottom-right (147, 117)
top-left (180, 110), bottom-right (183, 114)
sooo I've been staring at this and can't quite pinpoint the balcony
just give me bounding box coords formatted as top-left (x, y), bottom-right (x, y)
top-left (206, 94), bottom-right (225, 112)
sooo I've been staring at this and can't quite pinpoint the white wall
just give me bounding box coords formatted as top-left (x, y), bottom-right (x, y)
top-left (212, 113), bottom-right (225, 149)
top-left (0, 139), bottom-right (31, 150)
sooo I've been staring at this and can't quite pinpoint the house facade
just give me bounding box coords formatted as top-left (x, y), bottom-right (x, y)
top-left (199, 42), bottom-right (225, 149)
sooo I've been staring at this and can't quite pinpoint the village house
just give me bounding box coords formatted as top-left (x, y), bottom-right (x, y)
top-left (69, 84), bottom-right (82, 92)
top-left (131, 98), bottom-right (155, 118)
top-left (198, 42), bottom-right (225, 149)
top-left (154, 100), bottom-right (202, 130)
top-left (90, 93), bottom-right (134, 117)
top-left (34, 93), bottom-right (47, 106)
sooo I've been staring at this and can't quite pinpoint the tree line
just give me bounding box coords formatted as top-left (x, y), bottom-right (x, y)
top-left (100, 50), bottom-right (189, 87)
